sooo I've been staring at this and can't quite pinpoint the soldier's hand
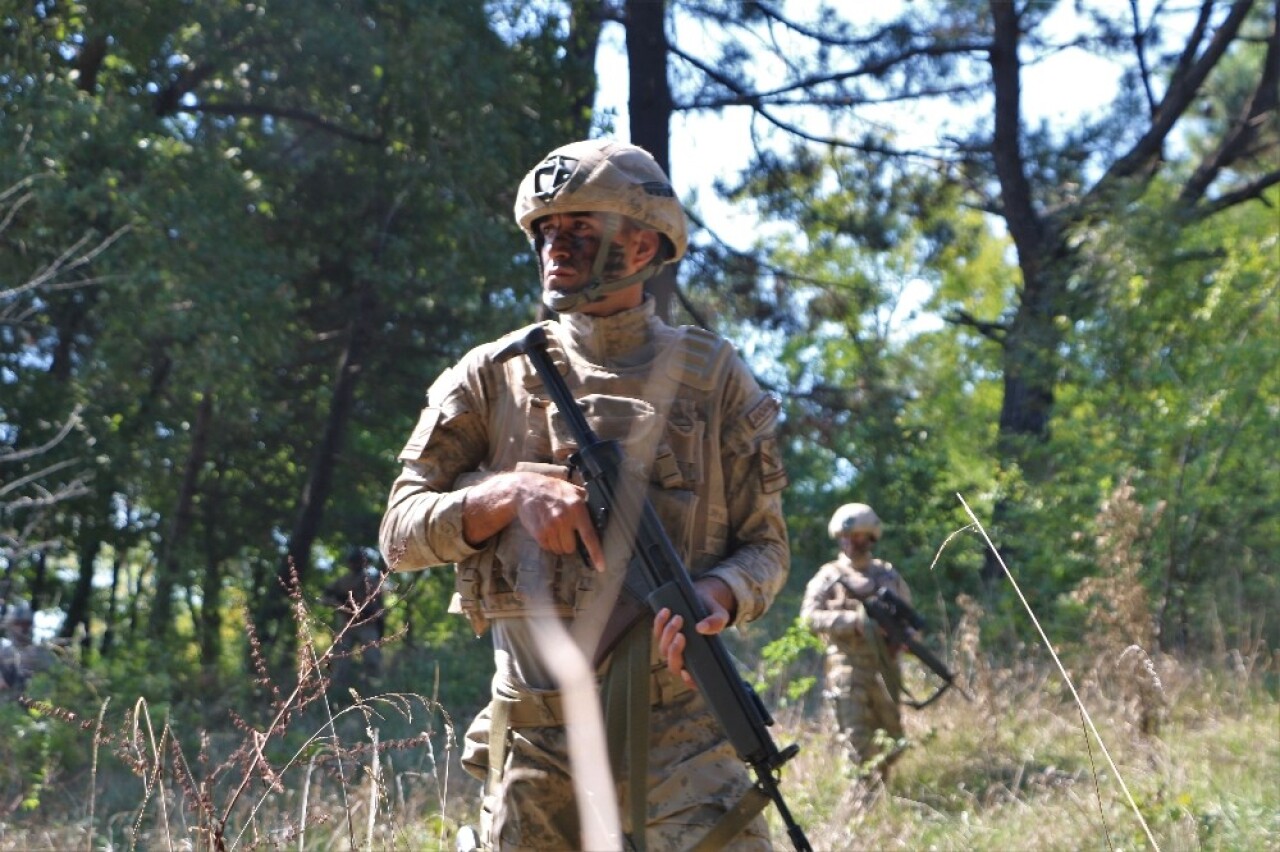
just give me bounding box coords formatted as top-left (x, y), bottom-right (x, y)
top-left (654, 577), bottom-right (737, 689)
top-left (462, 471), bottom-right (605, 571)
top-left (513, 476), bottom-right (605, 571)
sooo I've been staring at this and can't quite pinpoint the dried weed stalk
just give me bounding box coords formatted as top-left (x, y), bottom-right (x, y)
top-left (23, 562), bottom-right (455, 852)
top-left (1070, 477), bottom-right (1168, 737)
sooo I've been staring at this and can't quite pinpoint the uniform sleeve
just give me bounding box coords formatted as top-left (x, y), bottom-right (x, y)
top-left (701, 355), bottom-right (790, 625)
top-left (379, 356), bottom-right (493, 571)
top-left (800, 564), bottom-right (865, 638)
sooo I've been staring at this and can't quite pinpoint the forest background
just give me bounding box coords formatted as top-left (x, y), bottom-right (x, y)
top-left (1, 1), bottom-right (1276, 850)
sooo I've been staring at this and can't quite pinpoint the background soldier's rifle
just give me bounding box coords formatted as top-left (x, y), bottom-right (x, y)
top-left (500, 326), bottom-right (813, 852)
top-left (834, 576), bottom-right (972, 708)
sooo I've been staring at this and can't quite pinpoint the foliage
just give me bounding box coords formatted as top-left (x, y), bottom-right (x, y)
top-left (1, 0), bottom-right (584, 682)
top-left (0, 4), bottom-right (1276, 847)
top-left (666, 0), bottom-right (1278, 652)
top-left (0, 573), bottom-right (466, 850)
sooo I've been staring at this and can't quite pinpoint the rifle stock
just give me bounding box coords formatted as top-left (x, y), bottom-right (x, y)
top-left (499, 325), bottom-right (812, 852)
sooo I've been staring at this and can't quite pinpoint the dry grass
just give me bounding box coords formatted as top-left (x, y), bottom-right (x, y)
top-left (777, 651), bottom-right (1277, 852)
top-left (2, 491), bottom-right (1275, 851)
top-left (3, 651), bottom-right (1273, 851)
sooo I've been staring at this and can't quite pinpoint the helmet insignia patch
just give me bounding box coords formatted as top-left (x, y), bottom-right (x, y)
top-left (532, 155), bottom-right (579, 200)
top-left (641, 180), bottom-right (675, 198)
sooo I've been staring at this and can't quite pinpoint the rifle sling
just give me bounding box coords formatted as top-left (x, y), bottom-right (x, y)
top-left (688, 786), bottom-right (772, 852)
top-left (603, 621), bottom-right (651, 851)
top-left (601, 622), bottom-right (773, 852)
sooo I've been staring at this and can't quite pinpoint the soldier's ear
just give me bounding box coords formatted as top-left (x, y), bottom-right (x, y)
top-left (631, 229), bottom-right (660, 267)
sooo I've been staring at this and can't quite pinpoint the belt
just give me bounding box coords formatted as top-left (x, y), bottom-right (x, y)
top-left (499, 665), bottom-right (693, 728)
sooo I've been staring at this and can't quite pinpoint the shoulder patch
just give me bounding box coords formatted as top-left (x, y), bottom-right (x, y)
top-left (758, 435), bottom-right (789, 494)
top-left (745, 393), bottom-right (781, 431)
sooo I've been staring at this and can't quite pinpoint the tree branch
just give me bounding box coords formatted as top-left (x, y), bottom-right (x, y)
top-left (1096, 0), bottom-right (1256, 192)
top-left (946, 308), bottom-right (1008, 343)
top-left (1179, 0), bottom-right (1279, 207)
top-left (669, 44), bottom-right (939, 160)
top-left (1189, 168), bottom-right (1280, 218)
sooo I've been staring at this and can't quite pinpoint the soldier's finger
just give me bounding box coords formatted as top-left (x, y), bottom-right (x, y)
top-left (658, 612), bottom-right (684, 661)
top-left (652, 607), bottom-right (671, 641)
top-left (576, 518), bottom-right (606, 572)
top-left (664, 630), bottom-right (685, 672)
top-left (695, 609), bottom-right (728, 636)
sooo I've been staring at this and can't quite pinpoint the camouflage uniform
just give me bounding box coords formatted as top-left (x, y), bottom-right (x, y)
top-left (381, 300), bottom-right (789, 850)
top-left (800, 552), bottom-right (912, 780)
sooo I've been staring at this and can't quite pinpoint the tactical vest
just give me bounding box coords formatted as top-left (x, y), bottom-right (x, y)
top-left (451, 321), bottom-right (735, 636)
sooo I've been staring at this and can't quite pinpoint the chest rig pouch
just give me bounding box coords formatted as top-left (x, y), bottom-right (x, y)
top-left (452, 325), bottom-right (733, 634)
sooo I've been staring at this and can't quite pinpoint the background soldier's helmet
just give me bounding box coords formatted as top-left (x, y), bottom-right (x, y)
top-left (2, 600), bottom-right (34, 637)
top-left (514, 139), bottom-right (688, 263)
top-left (828, 503), bottom-right (882, 541)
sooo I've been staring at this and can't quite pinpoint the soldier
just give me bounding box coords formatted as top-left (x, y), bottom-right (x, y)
top-left (0, 600), bottom-right (57, 698)
top-left (800, 503), bottom-right (913, 785)
top-left (380, 139), bottom-right (789, 850)
top-left (321, 547), bottom-right (386, 688)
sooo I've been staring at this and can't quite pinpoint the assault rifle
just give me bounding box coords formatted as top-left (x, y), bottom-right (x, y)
top-left (499, 326), bottom-right (812, 852)
top-left (835, 577), bottom-right (971, 708)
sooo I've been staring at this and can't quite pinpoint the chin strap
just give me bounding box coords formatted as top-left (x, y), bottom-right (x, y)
top-left (540, 212), bottom-right (662, 314)
top-left (542, 264), bottom-right (660, 313)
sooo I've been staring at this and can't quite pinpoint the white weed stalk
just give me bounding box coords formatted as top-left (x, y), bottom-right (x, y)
top-left (957, 493), bottom-right (1160, 852)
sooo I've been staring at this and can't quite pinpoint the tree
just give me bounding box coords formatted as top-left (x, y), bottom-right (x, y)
top-left (1, 1), bottom-right (593, 678)
top-left (629, 0), bottom-right (1277, 589)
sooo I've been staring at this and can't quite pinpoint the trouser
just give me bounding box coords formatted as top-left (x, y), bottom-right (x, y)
top-left (462, 668), bottom-right (772, 851)
top-left (827, 662), bottom-right (904, 780)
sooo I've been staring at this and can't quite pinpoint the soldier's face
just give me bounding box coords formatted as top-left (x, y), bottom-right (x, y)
top-left (537, 212), bottom-right (653, 315)
top-left (840, 532), bottom-right (874, 558)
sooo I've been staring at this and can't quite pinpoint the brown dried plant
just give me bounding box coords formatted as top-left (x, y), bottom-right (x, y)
top-left (953, 592), bottom-right (987, 702)
top-left (1070, 477), bottom-right (1168, 737)
top-left (18, 561), bottom-right (457, 851)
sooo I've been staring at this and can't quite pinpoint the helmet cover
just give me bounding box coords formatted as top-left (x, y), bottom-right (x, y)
top-left (828, 503), bottom-right (882, 541)
top-left (514, 139), bottom-right (688, 263)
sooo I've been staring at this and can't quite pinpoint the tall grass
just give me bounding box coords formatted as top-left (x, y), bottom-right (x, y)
top-left (780, 651), bottom-right (1277, 851)
top-left (3, 649), bottom-right (1273, 851)
top-left (2, 486), bottom-right (1275, 850)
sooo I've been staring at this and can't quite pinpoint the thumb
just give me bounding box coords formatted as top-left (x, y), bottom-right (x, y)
top-left (695, 606), bottom-right (730, 635)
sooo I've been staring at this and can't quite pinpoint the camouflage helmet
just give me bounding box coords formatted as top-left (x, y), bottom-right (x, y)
top-left (828, 503), bottom-right (882, 541)
top-left (514, 139), bottom-right (688, 312)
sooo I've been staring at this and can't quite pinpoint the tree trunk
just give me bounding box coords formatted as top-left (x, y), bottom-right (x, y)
top-left (261, 279), bottom-right (375, 649)
top-left (982, 0), bottom-right (1059, 581)
top-left (198, 465), bottom-right (226, 670)
top-left (100, 552), bottom-right (122, 658)
top-left (626, 0), bottom-right (678, 323)
top-left (61, 523), bottom-right (101, 652)
top-left (152, 389), bottom-right (214, 637)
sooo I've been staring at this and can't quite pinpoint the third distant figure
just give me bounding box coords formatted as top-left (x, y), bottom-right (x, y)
top-left (800, 503), bottom-right (913, 785)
